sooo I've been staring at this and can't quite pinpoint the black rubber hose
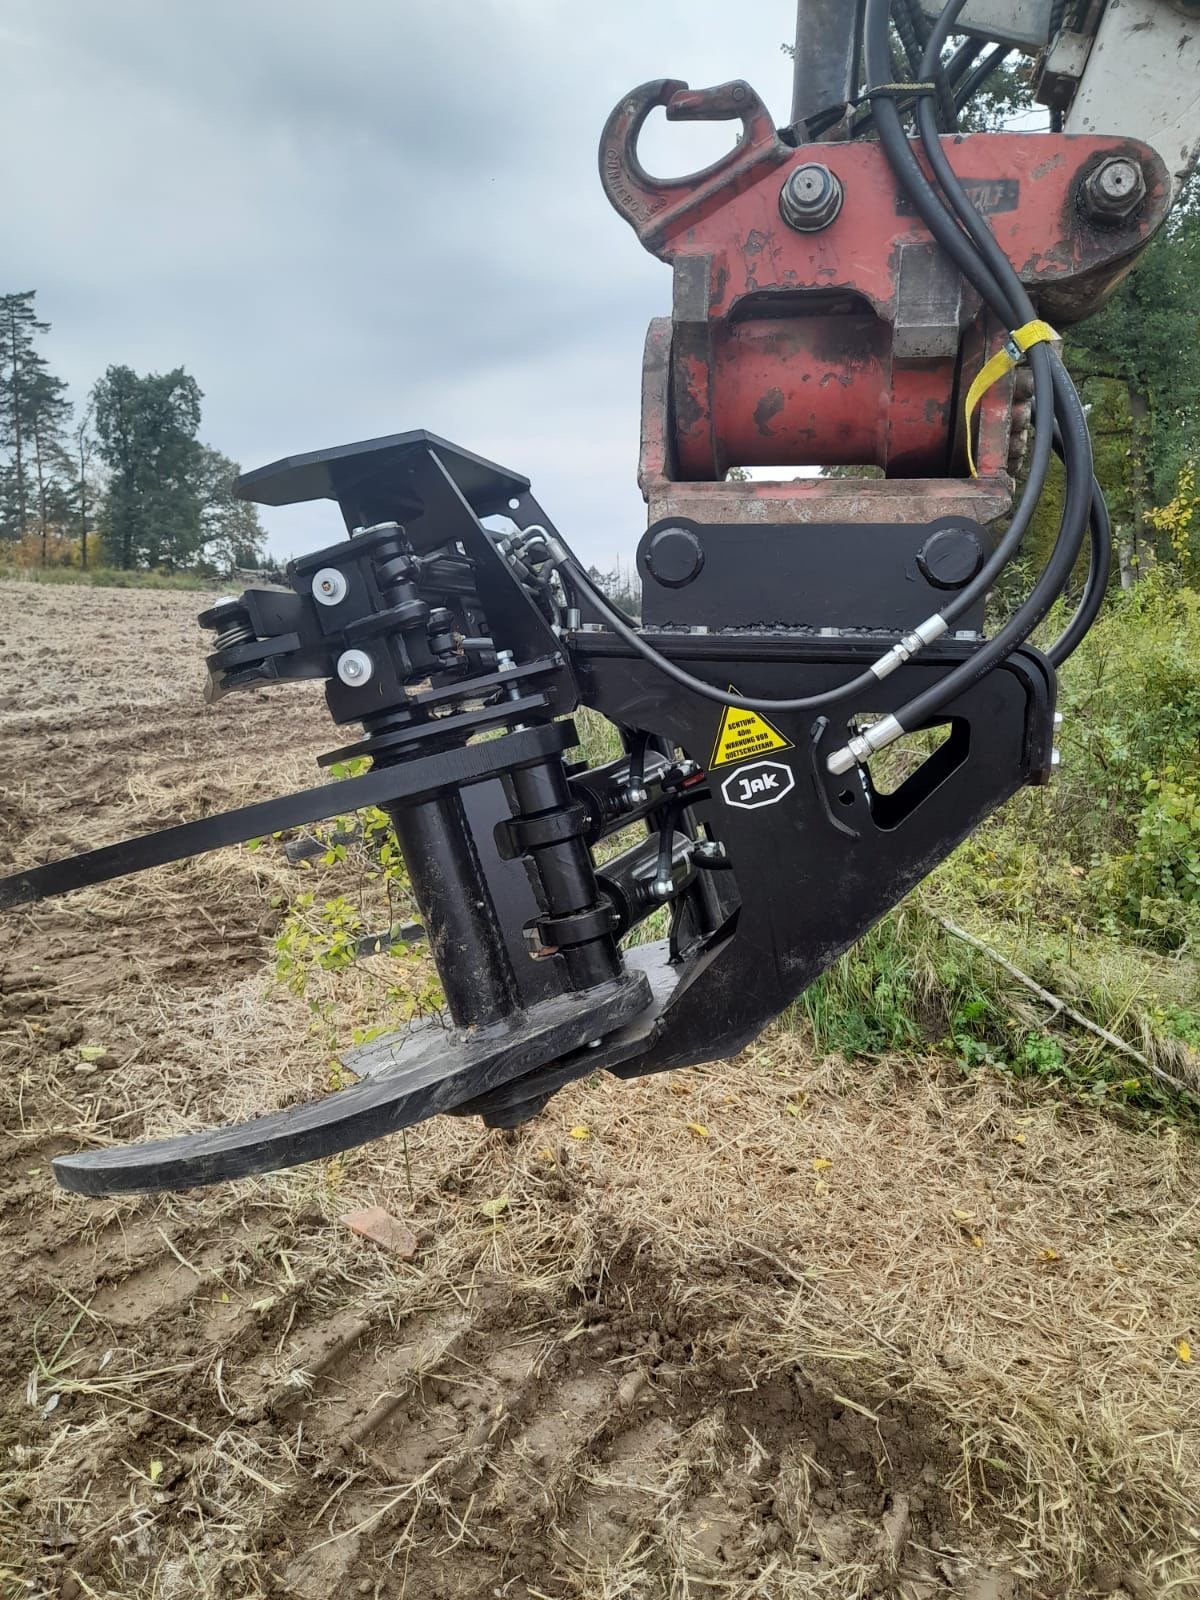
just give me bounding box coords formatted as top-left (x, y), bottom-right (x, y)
top-left (953, 43), bottom-right (1012, 116)
top-left (862, 0), bottom-right (1059, 632)
top-left (938, 346), bottom-right (1055, 627)
top-left (897, 0), bottom-right (957, 130)
top-left (914, 0), bottom-right (1096, 592)
top-left (864, 33), bottom-right (1021, 317)
top-left (1047, 449), bottom-right (1112, 667)
top-left (944, 35), bottom-right (986, 89)
top-left (865, 3), bottom-right (1021, 321)
top-left (655, 803), bottom-right (684, 894)
top-left (554, 1), bottom-right (1059, 720)
top-left (891, 392), bottom-right (1090, 727)
top-left (563, 557), bottom-right (892, 715)
top-left (852, 35), bottom-right (984, 137)
top-left (561, 0), bottom-right (1096, 728)
top-left (916, 6), bottom-right (1032, 318)
top-left (861, 0), bottom-right (1092, 727)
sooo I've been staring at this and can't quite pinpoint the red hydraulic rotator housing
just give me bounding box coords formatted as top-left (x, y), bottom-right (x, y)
top-left (599, 80), bottom-right (1170, 524)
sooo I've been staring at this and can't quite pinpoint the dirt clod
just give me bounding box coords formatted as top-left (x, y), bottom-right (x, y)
top-left (340, 1204), bottom-right (420, 1258)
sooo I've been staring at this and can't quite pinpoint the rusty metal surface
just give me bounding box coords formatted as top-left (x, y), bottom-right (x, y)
top-left (605, 81), bottom-right (1170, 499)
top-left (637, 319), bottom-right (1014, 529)
top-left (644, 479), bottom-right (1014, 529)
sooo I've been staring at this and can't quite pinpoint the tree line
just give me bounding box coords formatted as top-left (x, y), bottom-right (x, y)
top-left (0, 291), bottom-right (266, 575)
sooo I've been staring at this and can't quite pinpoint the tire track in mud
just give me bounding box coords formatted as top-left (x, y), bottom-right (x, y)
top-left (17, 1208), bottom-right (387, 1583)
top-left (14, 1200), bottom-right (973, 1600)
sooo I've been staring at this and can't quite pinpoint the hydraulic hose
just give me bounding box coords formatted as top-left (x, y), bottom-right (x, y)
top-left (559, 554), bottom-right (897, 716)
top-left (562, 0), bottom-right (1105, 751)
top-left (953, 43), bottom-right (1012, 115)
top-left (905, 1), bottom-right (1110, 672)
top-left (1047, 439), bottom-right (1112, 667)
top-left (911, 0), bottom-right (1100, 641)
top-left (833, 0), bottom-right (1092, 762)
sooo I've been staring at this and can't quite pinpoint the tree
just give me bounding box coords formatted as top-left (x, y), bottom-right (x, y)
top-left (93, 365), bottom-right (204, 569)
top-left (196, 445), bottom-right (267, 574)
top-left (27, 363), bottom-right (72, 565)
top-left (0, 292), bottom-right (39, 540)
top-left (0, 291), bottom-right (74, 549)
top-left (74, 398), bottom-right (99, 570)
top-left (1063, 177), bottom-right (1200, 585)
top-left (587, 561), bottom-right (641, 619)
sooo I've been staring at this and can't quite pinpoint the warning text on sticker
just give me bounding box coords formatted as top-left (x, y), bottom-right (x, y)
top-left (711, 704), bottom-right (794, 770)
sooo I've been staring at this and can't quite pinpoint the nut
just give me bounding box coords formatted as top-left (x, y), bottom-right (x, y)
top-left (1082, 158), bottom-right (1146, 223)
top-left (779, 163), bottom-right (844, 233)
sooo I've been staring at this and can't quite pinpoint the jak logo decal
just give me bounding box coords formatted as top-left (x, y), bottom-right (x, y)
top-left (720, 760), bottom-right (796, 811)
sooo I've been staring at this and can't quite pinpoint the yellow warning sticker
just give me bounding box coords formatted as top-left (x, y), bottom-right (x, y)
top-left (710, 693), bottom-right (793, 769)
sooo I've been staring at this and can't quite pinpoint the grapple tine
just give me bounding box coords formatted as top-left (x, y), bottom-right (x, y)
top-left (52, 974), bottom-right (650, 1195)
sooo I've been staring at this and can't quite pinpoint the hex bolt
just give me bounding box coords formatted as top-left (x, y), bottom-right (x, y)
top-left (312, 567), bottom-right (348, 607)
top-left (1082, 158), bottom-right (1146, 223)
top-left (336, 648), bottom-right (374, 687)
top-left (495, 648), bottom-right (523, 703)
top-left (779, 163), bottom-right (844, 233)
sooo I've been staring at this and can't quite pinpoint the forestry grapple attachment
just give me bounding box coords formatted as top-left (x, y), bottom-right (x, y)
top-left (4, 0), bottom-right (1198, 1194)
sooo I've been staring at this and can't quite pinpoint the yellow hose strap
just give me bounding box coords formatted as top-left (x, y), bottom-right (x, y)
top-left (965, 319), bottom-right (1059, 477)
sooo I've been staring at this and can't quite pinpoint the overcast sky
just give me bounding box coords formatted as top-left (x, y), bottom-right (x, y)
top-left (2, 0), bottom-right (800, 568)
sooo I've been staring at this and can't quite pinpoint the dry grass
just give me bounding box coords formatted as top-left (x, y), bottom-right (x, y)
top-left (2, 581), bottom-right (1199, 1600)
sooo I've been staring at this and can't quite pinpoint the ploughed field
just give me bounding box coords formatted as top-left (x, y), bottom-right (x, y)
top-left (0, 581), bottom-right (1197, 1600)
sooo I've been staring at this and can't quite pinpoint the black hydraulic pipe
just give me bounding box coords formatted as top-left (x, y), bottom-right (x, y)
top-left (872, 0), bottom-right (1092, 727)
top-left (508, 757), bottom-right (623, 994)
top-left (386, 791), bottom-right (518, 1028)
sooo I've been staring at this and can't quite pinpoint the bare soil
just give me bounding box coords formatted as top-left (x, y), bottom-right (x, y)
top-left (1, 581), bottom-right (1197, 1600)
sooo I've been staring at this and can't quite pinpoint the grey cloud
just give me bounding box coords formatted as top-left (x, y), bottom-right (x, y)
top-left (3, 0), bottom-right (796, 566)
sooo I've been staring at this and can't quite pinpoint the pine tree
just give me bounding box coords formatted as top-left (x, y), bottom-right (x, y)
top-left (28, 363), bottom-right (72, 565)
top-left (0, 292), bottom-right (75, 560)
top-left (74, 398), bottom-right (99, 571)
top-left (0, 291), bottom-right (46, 542)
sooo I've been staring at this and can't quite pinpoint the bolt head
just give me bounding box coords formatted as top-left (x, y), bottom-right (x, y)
top-left (312, 566), bottom-right (348, 607)
top-left (917, 525), bottom-right (986, 591)
top-left (1083, 158), bottom-right (1146, 222)
top-left (336, 649), bottom-right (374, 687)
top-left (780, 163), bottom-right (844, 232)
top-left (645, 525), bottom-right (704, 589)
